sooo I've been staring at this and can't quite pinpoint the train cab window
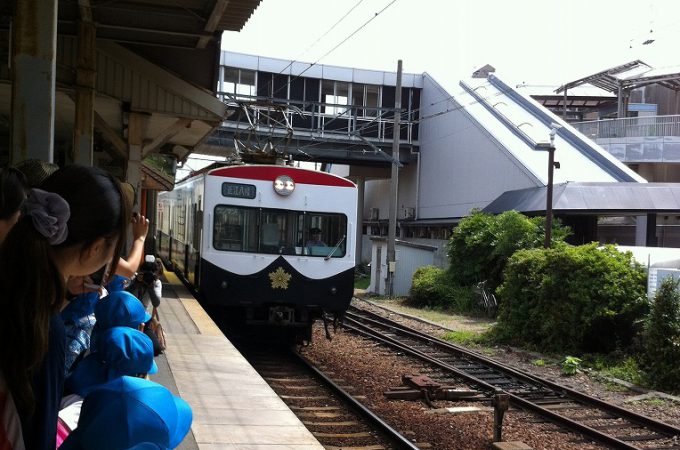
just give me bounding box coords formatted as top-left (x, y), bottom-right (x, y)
top-left (213, 205), bottom-right (347, 257)
top-left (303, 213), bottom-right (347, 258)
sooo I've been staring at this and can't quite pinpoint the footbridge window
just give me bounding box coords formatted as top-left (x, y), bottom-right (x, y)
top-left (221, 68), bottom-right (256, 100)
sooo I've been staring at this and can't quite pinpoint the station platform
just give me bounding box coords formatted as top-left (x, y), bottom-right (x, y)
top-left (150, 273), bottom-right (324, 449)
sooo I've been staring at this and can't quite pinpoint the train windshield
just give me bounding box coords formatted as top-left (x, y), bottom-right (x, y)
top-left (213, 205), bottom-right (347, 257)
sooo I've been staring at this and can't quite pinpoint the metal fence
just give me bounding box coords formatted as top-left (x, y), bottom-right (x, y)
top-left (574, 115), bottom-right (680, 139)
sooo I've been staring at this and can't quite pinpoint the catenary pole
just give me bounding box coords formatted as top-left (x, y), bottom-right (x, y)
top-left (387, 60), bottom-right (402, 296)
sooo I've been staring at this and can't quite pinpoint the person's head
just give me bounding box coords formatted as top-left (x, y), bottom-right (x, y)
top-left (60, 377), bottom-right (192, 450)
top-left (0, 167), bottom-right (28, 243)
top-left (120, 182), bottom-right (136, 211)
top-left (310, 227), bottom-right (322, 239)
top-left (65, 327), bottom-right (158, 396)
top-left (0, 164), bottom-right (128, 416)
top-left (139, 255), bottom-right (163, 284)
top-left (94, 290), bottom-right (151, 333)
top-left (13, 158), bottom-right (59, 189)
top-left (40, 166), bottom-right (128, 279)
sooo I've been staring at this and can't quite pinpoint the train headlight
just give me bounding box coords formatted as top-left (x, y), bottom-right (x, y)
top-left (221, 281), bottom-right (228, 289)
top-left (273, 175), bottom-right (295, 196)
top-left (330, 286), bottom-right (337, 295)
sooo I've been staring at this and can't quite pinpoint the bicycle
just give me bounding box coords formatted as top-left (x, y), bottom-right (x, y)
top-left (474, 280), bottom-right (498, 317)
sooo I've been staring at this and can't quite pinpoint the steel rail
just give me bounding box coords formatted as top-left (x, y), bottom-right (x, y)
top-left (290, 349), bottom-right (422, 450)
top-left (343, 313), bottom-right (680, 449)
top-left (347, 307), bottom-right (680, 438)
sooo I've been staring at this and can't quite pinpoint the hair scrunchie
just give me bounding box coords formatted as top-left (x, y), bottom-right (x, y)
top-left (22, 188), bottom-right (70, 245)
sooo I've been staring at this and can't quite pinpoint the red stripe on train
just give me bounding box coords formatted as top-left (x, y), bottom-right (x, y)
top-left (209, 166), bottom-right (355, 188)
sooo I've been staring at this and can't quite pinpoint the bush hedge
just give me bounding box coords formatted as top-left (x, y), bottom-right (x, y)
top-left (642, 276), bottom-right (680, 393)
top-left (495, 243), bottom-right (648, 353)
top-left (409, 265), bottom-right (477, 313)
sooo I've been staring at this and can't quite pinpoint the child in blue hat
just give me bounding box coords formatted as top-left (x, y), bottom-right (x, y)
top-left (59, 327), bottom-right (159, 434)
top-left (62, 268), bottom-right (140, 374)
top-left (60, 377), bottom-right (192, 450)
top-left (65, 327), bottom-right (158, 398)
top-left (90, 291), bottom-right (151, 345)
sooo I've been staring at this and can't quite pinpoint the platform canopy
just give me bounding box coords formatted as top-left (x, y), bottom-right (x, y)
top-left (57, 0), bottom-right (261, 49)
top-left (483, 182), bottom-right (680, 216)
top-left (555, 60), bottom-right (680, 94)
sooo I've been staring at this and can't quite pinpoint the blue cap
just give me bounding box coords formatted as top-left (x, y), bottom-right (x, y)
top-left (60, 377), bottom-right (192, 450)
top-left (95, 290), bottom-right (151, 330)
top-left (61, 291), bottom-right (99, 323)
top-left (106, 274), bottom-right (130, 292)
top-left (66, 327), bottom-right (158, 396)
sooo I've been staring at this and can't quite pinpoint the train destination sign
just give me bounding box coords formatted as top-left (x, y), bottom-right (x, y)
top-left (222, 182), bottom-right (256, 199)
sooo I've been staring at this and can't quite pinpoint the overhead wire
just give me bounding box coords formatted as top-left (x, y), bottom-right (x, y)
top-left (266, 0), bottom-right (365, 86)
top-left (270, 0), bottom-right (399, 99)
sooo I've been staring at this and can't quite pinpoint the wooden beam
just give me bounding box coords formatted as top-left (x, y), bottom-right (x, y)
top-left (142, 118), bottom-right (192, 157)
top-left (196, 0), bottom-right (229, 48)
top-left (94, 112), bottom-right (127, 159)
top-left (78, 0), bottom-right (93, 22)
top-left (97, 41), bottom-right (227, 119)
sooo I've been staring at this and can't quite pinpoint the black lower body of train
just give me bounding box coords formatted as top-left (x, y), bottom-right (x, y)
top-left (202, 257), bottom-right (353, 341)
top-left (158, 232), bottom-right (354, 342)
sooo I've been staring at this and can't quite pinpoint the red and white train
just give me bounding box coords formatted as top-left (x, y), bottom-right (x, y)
top-left (157, 164), bottom-right (357, 340)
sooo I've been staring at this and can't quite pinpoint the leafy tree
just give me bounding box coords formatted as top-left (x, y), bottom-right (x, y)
top-left (447, 210), bottom-right (570, 291)
top-left (642, 276), bottom-right (680, 393)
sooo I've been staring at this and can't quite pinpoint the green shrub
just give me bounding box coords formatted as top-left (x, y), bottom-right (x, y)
top-left (562, 356), bottom-right (582, 376)
top-left (495, 243), bottom-right (648, 353)
top-left (408, 266), bottom-right (479, 313)
top-left (642, 276), bottom-right (680, 393)
top-left (447, 210), bottom-right (570, 291)
top-left (409, 266), bottom-right (448, 307)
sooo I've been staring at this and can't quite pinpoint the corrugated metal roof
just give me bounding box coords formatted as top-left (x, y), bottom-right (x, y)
top-left (483, 182), bottom-right (680, 215)
top-left (57, 0), bottom-right (261, 49)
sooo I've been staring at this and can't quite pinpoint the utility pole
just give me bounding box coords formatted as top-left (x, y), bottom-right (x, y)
top-left (535, 126), bottom-right (559, 248)
top-left (387, 60), bottom-right (402, 296)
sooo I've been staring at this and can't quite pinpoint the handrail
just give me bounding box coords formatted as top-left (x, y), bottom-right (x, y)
top-left (574, 114), bottom-right (680, 139)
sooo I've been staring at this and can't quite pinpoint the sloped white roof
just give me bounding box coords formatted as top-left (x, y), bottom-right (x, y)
top-left (453, 76), bottom-right (646, 186)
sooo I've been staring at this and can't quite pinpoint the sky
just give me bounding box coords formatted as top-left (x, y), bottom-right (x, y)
top-left (221, 0), bottom-right (680, 92)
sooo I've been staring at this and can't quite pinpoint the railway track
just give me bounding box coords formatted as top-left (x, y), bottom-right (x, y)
top-left (231, 338), bottom-right (427, 450)
top-left (344, 306), bottom-right (680, 450)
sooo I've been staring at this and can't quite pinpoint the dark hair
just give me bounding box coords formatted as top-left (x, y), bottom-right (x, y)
top-left (140, 258), bottom-right (163, 284)
top-left (0, 165), bottom-right (129, 416)
top-left (0, 167), bottom-right (28, 220)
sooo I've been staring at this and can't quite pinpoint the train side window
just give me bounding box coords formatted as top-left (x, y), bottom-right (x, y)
top-left (213, 205), bottom-right (258, 252)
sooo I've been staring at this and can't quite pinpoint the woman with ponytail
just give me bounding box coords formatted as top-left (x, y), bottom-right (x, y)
top-left (0, 165), bottom-right (128, 450)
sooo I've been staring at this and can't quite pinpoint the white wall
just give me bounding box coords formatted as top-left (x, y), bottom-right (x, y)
top-left (416, 74), bottom-right (539, 219)
top-left (362, 163), bottom-right (418, 220)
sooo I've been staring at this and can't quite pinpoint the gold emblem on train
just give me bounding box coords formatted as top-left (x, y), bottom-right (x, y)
top-left (269, 267), bottom-right (292, 290)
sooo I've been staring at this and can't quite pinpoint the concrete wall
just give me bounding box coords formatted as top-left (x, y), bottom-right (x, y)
top-left (362, 162), bottom-right (418, 221)
top-left (360, 235), bottom-right (447, 268)
top-left (369, 239), bottom-right (437, 297)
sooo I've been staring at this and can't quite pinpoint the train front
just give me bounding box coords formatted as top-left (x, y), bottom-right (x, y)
top-left (200, 165), bottom-right (358, 341)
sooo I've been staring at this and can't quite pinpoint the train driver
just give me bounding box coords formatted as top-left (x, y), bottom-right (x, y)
top-left (306, 227), bottom-right (327, 250)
